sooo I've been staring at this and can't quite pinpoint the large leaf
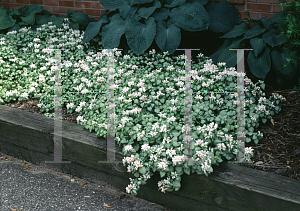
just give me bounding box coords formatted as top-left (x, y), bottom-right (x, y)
top-left (217, 43), bottom-right (241, 68)
top-left (0, 13), bottom-right (16, 30)
top-left (69, 22), bottom-right (79, 30)
top-left (210, 39), bottom-right (234, 64)
top-left (23, 4), bottom-right (44, 16)
top-left (151, 8), bottom-right (169, 22)
top-left (247, 47), bottom-right (271, 79)
top-left (36, 15), bottom-right (52, 25)
top-left (205, 0), bottom-right (241, 34)
top-left (125, 17), bottom-right (156, 55)
top-left (7, 24), bottom-right (20, 33)
top-left (221, 22), bottom-right (250, 39)
top-left (169, 1), bottom-right (210, 32)
top-left (82, 16), bottom-right (109, 44)
top-left (50, 15), bottom-right (64, 28)
top-left (102, 15), bottom-right (128, 49)
top-left (119, 1), bottom-right (139, 20)
top-left (262, 29), bottom-right (288, 48)
top-left (250, 38), bottom-right (266, 57)
top-left (21, 14), bottom-right (35, 25)
top-left (263, 11), bottom-right (286, 30)
top-left (271, 48), bottom-right (297, 81)
top-left (129, 0), bottom-right (154, 5)
top-left (99, 0), bottom-right (128, 10)
top-left (243, 25), bottom-right (266, 40)
top-left (137, 0), bottom-right (161, 19)
top-left (187, 0), bottom-right (210, 5)
top-left (70, 12), bottom-right (90, 27)
top-left (155, 20), bottom-right (181, 54)
top-left (164, 0), bottom-right (186, 8)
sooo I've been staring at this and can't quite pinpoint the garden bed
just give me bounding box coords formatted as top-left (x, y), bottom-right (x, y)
top-left (1, 101), bottom-right (300, 211)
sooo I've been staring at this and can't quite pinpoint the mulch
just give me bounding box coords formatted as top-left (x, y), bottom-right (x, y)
top-left (2, 86), bottom-right (300, 181)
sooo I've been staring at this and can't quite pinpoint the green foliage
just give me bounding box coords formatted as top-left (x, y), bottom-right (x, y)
top-left (0, 4), bottom-right (97, 35)
top-left (82, 0), bottom-right (241, 56)
top-left (0, 20), bottom-right (287, 196)
top-left (210, 9), bottom-right (299, 90)
top-left (277, 0), bottom-right (300, 90)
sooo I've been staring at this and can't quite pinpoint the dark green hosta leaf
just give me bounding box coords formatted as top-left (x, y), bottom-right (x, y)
top-left (130, 0), bottom-right (153, 5)
top-left (21, 14), bottom-right (35, 25)
top-left (99, 0), bottom-right (130, 10)
top-left (50, 15), bottom-right (64, 28)
top-left (151, 8), bottom-right (169, 22)
top-left (164, 0), bottom-right (186, 8)
top-left (250, 38), bottom-right (266, 57)
top-left (169, 1), bottom-right (210, 32)
top-left (137, 0), bottom-right (161, 19)
top-left (217, 43), bottom-right (241, 68)
top-left (82, 16), bottom-right (108, 44)
top-left (243, 25), bottom-right (266, 40)
top-left (210, 39), bottom-right (235, 64)
top-left (155, 20), bottom-right (181, 54)
top-left (119, 1), bottom-right (139, 20)
top-left (66, 9), bottom-right (76, 17)
top-left (205, 0), bottom-right (241, 34)
top-left (0, 13), bottom-right (16, 30)
top-left (102, 16), bottom-right (128, 49)
top-left (23, 4), bottom-right (43, 16)
top-left (271, 48), bottom-right (297, 81)
top-left (221, 22), bottom-right (249, 39)
top-left (18, 21), bottom-right (28, 26)
top-left (262, 29), bottom-right (287, 48)
top-left (69, 22), bottom-right (79, 30)
top-left (7, 24), bottom-right (20, 32)
top-left (125, 17), bottom-right (156, 55)
top-left (247, 47), bottom-right (271, 79)
top-left (36, 15), bottom-right (52, 25)
top-left (187, 0), bottom-right (210, 5)
top-left (70, 12), bottom-right (90, 27)
top-left (11, 8), bottom-right (23, 16)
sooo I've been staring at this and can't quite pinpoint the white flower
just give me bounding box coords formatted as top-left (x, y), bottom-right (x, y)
top-left (170, 99), bottom-right (178, 104)
top-left (245, 147), bottom-right (254, 155)
top-left (124, 145), bottom-right (134, 152)
top-left (133, 160), bottom-right (143, 170)
top-left (172, 155), bottom-right (186, 165)
top-left (160, 124), bottom-right (168, 133)
top-left (21, 92), bottom-right (29, 99)
top-left (149, 131), bottom-right (158, 137)
top-left (152, 122), bottom-right (159, 131)
top-left (75, 106), bottom-right (82, 112)
top-left (141, 144), bottom-right (150, 151)
top-left (166, 149), bottom-right (176, 157)
top-left (67, 103), bottom-right (74, 109)
top-left (157, 160), bottom-right (168, 170)
top-left (167, 116), bottom-right (176, 123)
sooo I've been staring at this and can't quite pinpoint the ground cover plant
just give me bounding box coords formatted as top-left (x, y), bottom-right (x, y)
top-left (0, 19), bottom-right (287, 196)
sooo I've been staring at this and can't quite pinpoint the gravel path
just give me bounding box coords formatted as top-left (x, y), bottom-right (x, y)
top-left (0, 152), bottom-right (173, 211)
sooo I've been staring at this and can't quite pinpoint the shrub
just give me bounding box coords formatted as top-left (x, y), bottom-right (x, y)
top-left (277, 0), bottom-right (300, 90)
top-left (0, 19), bottom-right (286, 196)
top-left (210, 8), bottom-right (299, 90)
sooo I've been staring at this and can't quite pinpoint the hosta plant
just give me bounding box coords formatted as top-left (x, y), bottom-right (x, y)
top-left (0, 4), bottom-right (97, 35)
top-left (82, 0), bottom-right (241, 56)
top-left (210, 9), bottom-right (299, 90)
top-left (0, 19), bottom-right (286, 196)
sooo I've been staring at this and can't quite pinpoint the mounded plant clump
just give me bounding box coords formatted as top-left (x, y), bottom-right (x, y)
top-left (0, 19), bottom-right (286, 195)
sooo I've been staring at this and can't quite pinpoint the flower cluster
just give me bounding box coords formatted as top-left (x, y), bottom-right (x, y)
top-left (0, 19), bottom-right (286, 196)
